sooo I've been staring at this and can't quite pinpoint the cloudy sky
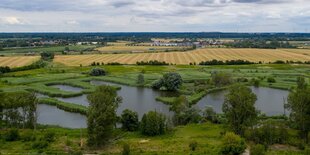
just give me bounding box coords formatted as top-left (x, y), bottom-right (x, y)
top-left (0, 0), bottom-right (309, 32)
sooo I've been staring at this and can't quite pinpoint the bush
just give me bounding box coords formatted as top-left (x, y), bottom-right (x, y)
top-left (211, 72), bottom-right (232, 87)
top-left (122, 143), bottom-right (130, 155)
top-left (151, 79), bottom-right (164, 89)
top-left (189, 141), bottom-right (198, 151)
top-left (32, 140), bottom-right (49, 149)
top-left (4, 129), bottom-right (20, 141)
top-left (267, 77), bottom-right (276, 83)
top-left (22, 131), bottom-right (36, 142)
top-left (173, 107), bottom-right (201, 125)
top-left (140, 111), bottom-right (167, 136)
top-left (121, 109), bottom-right (139, 131)
top-left (90, 68), bottom-right (106, 76)
top-left (43, 131), bottom-right (55, 143)
top-left (137, 73), bottom-right (144, 86)
top-left (250, 144), bottom-right (266, 155)
top-left (220, 132), bottom-right (246, 155)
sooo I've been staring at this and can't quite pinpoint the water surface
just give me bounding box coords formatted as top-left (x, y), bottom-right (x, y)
top-left (50, 85), bottom-right (83, 92)
top-left (194, 87), bottom-right (289, 116)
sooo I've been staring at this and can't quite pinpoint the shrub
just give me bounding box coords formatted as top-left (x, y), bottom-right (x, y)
top-left (90, 68), bottom-right (106, 76)
top-left (173, 107), bottom-right (201, 125)
top-left (189, 141), bottom-right (198, 151)
top-left (140, 111), bottom-right (167, 136)
top-left (211, 72), bottom-right (232, 87)
top-left (151, 79), bottom-right (164, 89)
top-left (122, 143), bottom-right (130, 155)
top-left (121, 109), bottom-right (139, 131)
top-left (43, 131), bottom-right (55, 143)
top-left (137, 73), bottom-right (144, 86)
top-left (267, 77), bottom-right (276, 83)
top-left (4, 129), bottom-right (20, 141)
top-left (250, 144), bottom-right (266, 155)
top-left (22, 131), bottom-right (36, 142)
top-left (220, 132), bottom-right (246, 155)
top-left (32, 140), bottom-right (49, 149)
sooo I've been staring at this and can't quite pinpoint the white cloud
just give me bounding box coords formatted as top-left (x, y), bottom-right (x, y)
top-left (0, 0), bottom-right (308, 32)
top-left (1, 17), bottom-right (25, 25)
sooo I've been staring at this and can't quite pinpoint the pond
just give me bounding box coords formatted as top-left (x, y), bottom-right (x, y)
top-left (194, 86), bottom-right (289, 116)
top-left (53, 81), bottom-right (176, 119)
top-left (37, 104), bottom-right (87, 128)
top-left (49, 85), bottom-right (83, 92)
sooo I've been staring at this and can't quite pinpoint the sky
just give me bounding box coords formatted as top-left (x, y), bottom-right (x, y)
top-left (0, 0), bottom-right (309, 32)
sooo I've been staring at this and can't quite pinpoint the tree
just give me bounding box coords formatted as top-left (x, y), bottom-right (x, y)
top-left (137, 73), bottom-right (144, 86)
top-left (222, 84), bottom-right (258, 135)
top-left (87, 85), bottom-right (122, 147)
top-left (40, 52), bottom-right (54, 60)
top-left (140, 111), bottom-right (167, 136)
top-left (286, 77), bottom-right (310, 142)
top-left (152, 72), bottom-right (183, 91)
top-left (211, 72), bottom-right (232, 87)
top-left (121, 109), bottom-right (139, 131)
top-left (220, 132), bottom-right (246, 155)
top-left (89, 68), bottom-right (106, 76)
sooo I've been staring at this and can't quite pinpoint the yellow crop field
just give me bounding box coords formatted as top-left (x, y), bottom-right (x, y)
top-left (54, 48), bottom-right (310, 66)
top-left (0, 56), bottom-right (40, 67)
top-left (95, 45), bottom-right (187, 53)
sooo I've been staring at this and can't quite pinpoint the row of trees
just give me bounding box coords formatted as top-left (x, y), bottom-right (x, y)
top-left (136, 60), bottom-right (169, 65)
top-left (199, 59), bottom-right (255, 65)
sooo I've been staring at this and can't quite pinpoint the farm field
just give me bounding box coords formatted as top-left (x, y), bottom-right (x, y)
top-left (95, 45), bottom-right (189, 53)
top-left (0, 56), bottom-right (40, 67)
top-left (54, 48), bottom-right (310, 66)
top-left (0, 45), bottom-right (96, 54)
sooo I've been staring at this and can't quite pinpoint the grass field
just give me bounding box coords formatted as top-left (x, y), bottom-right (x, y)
top-left (0, 56), bottom-right (40, 67)
top-left (54, 48), bottom-right (310, 66)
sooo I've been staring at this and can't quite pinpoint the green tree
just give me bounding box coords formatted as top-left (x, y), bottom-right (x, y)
top-left (40, 52), bottom-right (54, 60)
top-left (87, 85), bottom-right (122, 147)
top-left (121, 109), bottom-right (139, 131)
top-left (137, 73), bottom-right (144, 86)
top-left (222, 84), bottom-right (258, 135)
top-left (286, 77), bottom-right (310, 142)
top-left (152, 72), bottom-right (183, 91)
top-left (211, 72), bottom-right (232, 87)
top-left (140, 111), bottom-right (167, 136)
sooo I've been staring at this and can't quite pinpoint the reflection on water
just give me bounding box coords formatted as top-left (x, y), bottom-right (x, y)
top-left (194, 87), bottom-right (289, 116)
top-left (37, 104), bottom-right (87, 128)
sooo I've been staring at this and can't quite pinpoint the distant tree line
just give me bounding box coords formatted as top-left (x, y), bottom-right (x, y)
top-left (199, 59), bottom-right (255, 65)
top-left (136, 60), bottom-right (169, 65)
top-left (225, 39), bottom-right (296, 49)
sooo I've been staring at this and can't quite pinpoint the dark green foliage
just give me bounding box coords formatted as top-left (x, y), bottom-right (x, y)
top-left (250, 144), bottom-right (266, 155)
top-left (122, 143), bottom-right (130, 155)
top-left (203, 106), bottom-right (218, 123)
top-left (32, 140), bottom-right (49, 149)
top-left (151, 79), bottom-right (164, 89)
top-left (0, 66), bottom-right (11, 74)
top-left (4, 128), bottom-right (20, 141)
top-left (223, 84), bottom-right (258, 135)
top-left (273, 60), bottom-right (286, 64)
top-left (137, 73), bottom-right (144, 86)
top-left (211, 72), bottom-right (232, 87)
top-left (21, 131), bottom-right (36, 142)
top-left (199, 59), bottom-right (254, 65)
top-left (89, 68), bottom-right (106, 76)
top-left (189, 141), bottom-right (198, 151)
top-left (244, 122), bottom-right (289, 145)
top-left (220, 132), bottom-right (246, 155)
top-left (1, 92), bottom-right (38, 129)
top-left (267, 77), bottom-right (276, 83)
top-left (140, 111), bottom-right (167, 136)
top-left (286, 77), bottom-right (310, 142)
top-left (87, 85), bottom-right (121, 147)
top-left (43, 131), bottom-right (55, 143)
top-left (40, 52), bottom-right (54, 60)
top-left (152, 72), bottom-right (183, 91)
top-left (224, 39), bottom-right (295, 49)
top-left (136, 60), bottom-right (169, 65)
top-left (121, 109), bottom-right (139, 131)
top-left (252, 78), bottom-right (260, 87)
